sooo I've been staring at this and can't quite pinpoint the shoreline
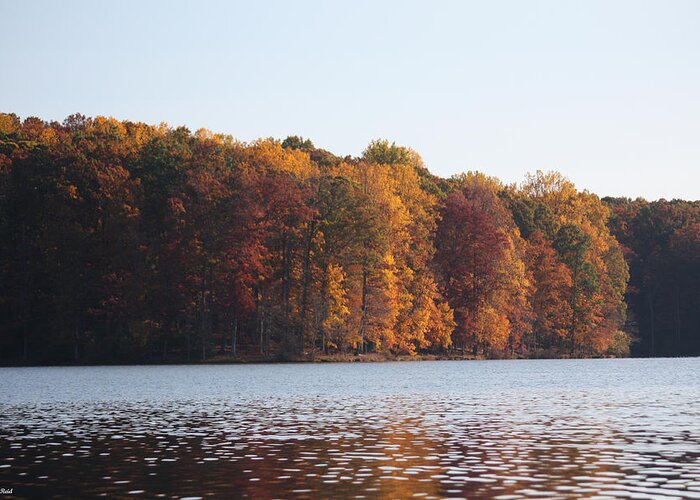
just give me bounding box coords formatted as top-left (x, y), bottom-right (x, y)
top-left (0, 353), bottom-right (652, 368)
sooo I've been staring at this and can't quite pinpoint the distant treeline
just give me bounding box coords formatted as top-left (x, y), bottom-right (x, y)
top-left (0, 113), bottom-right (696, 364)
top-left (605, 197), bottom-right (700, 357)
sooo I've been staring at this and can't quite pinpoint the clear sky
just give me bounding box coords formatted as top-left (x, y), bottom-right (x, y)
top-left (2, 0), bottom-right (699, 200)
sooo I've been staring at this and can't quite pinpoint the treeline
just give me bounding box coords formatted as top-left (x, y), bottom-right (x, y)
top-left (0, 111), bottom-right (679, 364)
top-left (606, 198), bottom-right (700, 356)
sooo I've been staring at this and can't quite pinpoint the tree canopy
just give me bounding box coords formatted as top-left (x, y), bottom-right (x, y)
top-left (4, 113), bottom-right (693, 364)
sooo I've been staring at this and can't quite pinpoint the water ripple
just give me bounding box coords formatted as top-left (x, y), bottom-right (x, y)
top-left (1, 359), bottom-right (699, 498)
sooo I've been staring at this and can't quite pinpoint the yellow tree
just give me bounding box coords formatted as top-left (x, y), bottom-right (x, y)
top-left (322, 263), bottom-right (350, 351)
top-left (520, 171), bottom-right (628, 355)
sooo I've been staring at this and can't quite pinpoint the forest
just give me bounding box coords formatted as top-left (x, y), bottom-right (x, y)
top-left (0, 113), bottom-right (697, 364)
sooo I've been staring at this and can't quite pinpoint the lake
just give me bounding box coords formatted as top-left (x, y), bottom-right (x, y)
top-left (1, 359), bottom-right (700, 499)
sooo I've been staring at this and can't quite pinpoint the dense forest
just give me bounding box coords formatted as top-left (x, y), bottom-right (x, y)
top-left (0, 113), bottom-right (697, 364)
top-left (605, 197), bottom-right (700, 356)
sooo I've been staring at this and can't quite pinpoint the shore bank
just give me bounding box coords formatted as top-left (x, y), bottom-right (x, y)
top-left (0, 351), bottom-right (631, 367)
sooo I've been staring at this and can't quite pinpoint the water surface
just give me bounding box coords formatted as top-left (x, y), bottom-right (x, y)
top-left (1, 359), bottom-right (700, 498)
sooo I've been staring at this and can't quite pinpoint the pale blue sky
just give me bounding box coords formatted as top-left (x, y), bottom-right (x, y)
top-left (1, 0), bottom-right (699, 200)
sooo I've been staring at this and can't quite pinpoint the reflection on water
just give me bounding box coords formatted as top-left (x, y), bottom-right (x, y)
top-left (1, 359), bottom-right (700, 498)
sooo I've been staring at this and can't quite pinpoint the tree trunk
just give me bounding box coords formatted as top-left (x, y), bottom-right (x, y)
top-left (266, 316), bottom-right (271, 357)
top-left (648, 291), bottom-right (656, 356)
top-left (359, 269), bottom-right (368, 354)
top-left (674, 285), bottom-right (681, 352)
top-left (300, 221), bottom-right (316, 353)
top-left (20, 223), bottom-right (30, 363)
top-left (282, 237), bottom-right (291, 346)
top-left (259, 312), bottom-right (264, 355)
top-left (74, 314), bottom-right (81, 363)
top-left (569, 266), bottom-right (578, 357)
top-left (23, 329), bottom-right (28, 363)
top-left (230, 318), bottom-right (238, 359)
top-left (200, 265), bottom-right (208, 362)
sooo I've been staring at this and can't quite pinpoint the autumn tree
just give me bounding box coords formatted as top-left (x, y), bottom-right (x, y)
top-left (521, 171), bottom-right (628, 356)
top-left (435, 173), bottom-right (531, 355)
top-left (0, 115), bottom-right (641, 364)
